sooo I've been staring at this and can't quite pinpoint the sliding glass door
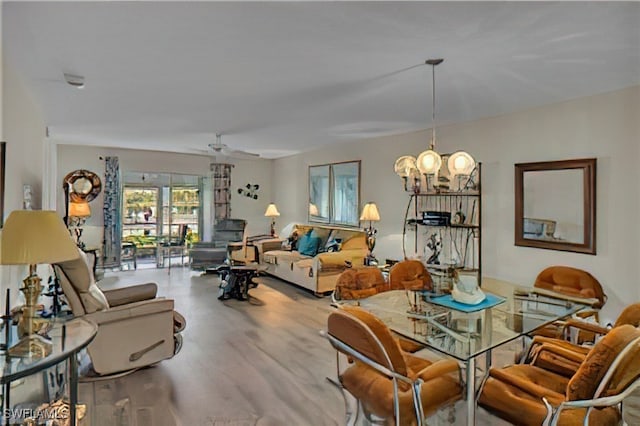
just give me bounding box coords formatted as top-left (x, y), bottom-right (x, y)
top-left (122, 172), bottom-right (202, 269)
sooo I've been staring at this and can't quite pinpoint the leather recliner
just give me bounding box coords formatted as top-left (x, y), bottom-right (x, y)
top-left (53, 249), bottom-right (185, 375)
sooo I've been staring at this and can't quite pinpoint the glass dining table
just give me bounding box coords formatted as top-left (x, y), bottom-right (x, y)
top-left (345, 287), bottom-right (591, 425)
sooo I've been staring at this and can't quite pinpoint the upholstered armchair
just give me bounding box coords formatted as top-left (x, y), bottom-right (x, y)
top-left (532, 266), bottom-right (606, 342)
top-left (332, 266), bottom-right (388, 301)
top-left (53, 249), bottom-right (185, 375)
top-left (388, 260), bottom-right (433, 291)
top-left (479, 325), bottom-right (640, 425)
top-left (332, 267), bottom-right (425, 353)
top-left (523, 302), bottom-right (640, 378)
top-left (535, 266), bottom-right (606, 306)
top-left (324, 305), bottom-right (461, 425)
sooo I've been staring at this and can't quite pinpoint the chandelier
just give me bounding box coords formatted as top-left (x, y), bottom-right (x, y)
top-left (394, 58), bottom-right (475, 192)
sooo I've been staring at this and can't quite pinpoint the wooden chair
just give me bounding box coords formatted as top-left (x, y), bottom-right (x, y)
top-left (323, 305), bottom-right (462, 426)
top-left (479, 324), bottom-right (640, 425)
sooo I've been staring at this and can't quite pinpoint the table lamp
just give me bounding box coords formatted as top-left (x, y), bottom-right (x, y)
top-left (0, 210), bottom-right (80, 358)
top-left (264, 203), bottom-right (280, 237)
top-left (360, 202), bottom-right (380, 265)
top-left (68, 200), bottom-right (91, 249)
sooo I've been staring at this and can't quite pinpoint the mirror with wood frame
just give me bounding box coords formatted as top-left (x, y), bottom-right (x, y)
top-left (514, 158), bottom-right (596, 254)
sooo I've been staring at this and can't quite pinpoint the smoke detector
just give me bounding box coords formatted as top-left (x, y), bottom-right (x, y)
top-left (63, 73), bottom-right (85, 89)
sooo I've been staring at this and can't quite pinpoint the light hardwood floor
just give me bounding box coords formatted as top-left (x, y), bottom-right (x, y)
top-left (79, 266), bottom-right (511, 426)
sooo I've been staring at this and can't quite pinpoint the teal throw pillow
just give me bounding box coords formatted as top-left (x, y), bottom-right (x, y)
top-left (298, 230), bottom-right (322, 256)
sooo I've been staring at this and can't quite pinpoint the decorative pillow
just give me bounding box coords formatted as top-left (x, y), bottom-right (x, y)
top-left (298, 230), bottom-right (322, 256)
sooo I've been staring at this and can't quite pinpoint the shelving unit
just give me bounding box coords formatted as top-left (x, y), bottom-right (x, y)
top-left (403, 163), bottom-right (481, 291)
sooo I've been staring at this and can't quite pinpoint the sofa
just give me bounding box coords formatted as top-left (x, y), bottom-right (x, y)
top-left (256, 223), bottom-right (368, 295)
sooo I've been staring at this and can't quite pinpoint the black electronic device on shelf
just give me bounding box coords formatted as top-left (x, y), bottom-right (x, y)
top-left (421, 211), bottom-right (451, 226)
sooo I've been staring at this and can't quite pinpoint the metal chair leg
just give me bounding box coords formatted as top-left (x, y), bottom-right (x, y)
top-left (326, 376), bottom-right (359, 426)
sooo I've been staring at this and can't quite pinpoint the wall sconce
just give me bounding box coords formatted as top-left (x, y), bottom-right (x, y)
top-left (264, 203), bottom-right (280, 237)
top-left (360, 202), bottom-right (380, 266)
top-left (394, 58), bottom-right (475, 192)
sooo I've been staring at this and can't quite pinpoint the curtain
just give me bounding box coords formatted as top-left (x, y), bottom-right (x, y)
top-left (102, 156), bottom-right (122, 268)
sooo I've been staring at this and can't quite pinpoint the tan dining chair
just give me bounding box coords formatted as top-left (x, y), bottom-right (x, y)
top-left (479, 324), bottom-right (640, 426)
top-left (532, 266), bottom-right (606, 343)
top-left (331, 266), bottom-right (425, 354)
top-left (323, 304), bottom-right (462, 426)
top-left (388, 260), bottom-right (433, 291)
top-left (523, 302), bottom-right (640, 378)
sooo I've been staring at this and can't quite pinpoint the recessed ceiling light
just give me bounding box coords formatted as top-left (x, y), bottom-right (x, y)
top-left (63, 73), bottom-right (85, 89)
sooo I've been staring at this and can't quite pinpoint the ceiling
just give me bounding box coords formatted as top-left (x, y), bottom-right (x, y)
top-left (4, 2), bottom-right (640, 159)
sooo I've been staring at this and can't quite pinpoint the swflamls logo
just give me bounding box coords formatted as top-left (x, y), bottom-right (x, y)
top-left (3, 406), bottom-right (69, 421)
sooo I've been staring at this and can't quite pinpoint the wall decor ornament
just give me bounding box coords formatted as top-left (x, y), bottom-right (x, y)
top-left (237, 183), bottom-right (260, 200)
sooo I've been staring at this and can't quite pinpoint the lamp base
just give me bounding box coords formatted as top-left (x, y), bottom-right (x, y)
top-left (364, 255), bottom-right (378, 266)
top-left (8, 334), bottom-right (52, 359)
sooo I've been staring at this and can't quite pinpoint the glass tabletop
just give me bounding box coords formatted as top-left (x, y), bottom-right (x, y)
top-left (351, 288), bottom-right (588, 362)
top-left (0, 318), bottom-right (97, 384)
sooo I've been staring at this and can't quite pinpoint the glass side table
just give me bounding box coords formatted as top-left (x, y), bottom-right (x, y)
top-left (1, 318), bottom-right (97, 425)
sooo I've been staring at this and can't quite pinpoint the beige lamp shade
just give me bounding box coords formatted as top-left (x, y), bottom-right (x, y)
top-left (69, 200), bottom-right (91, 218)
top-left (0, 210), bottom-right (80, 265)
top-left (360, 202), bottom-right (381, 222)
top-left (264, 203), bottom-right (280, 217)
top-left (309, 203), bottom-right (319, 216)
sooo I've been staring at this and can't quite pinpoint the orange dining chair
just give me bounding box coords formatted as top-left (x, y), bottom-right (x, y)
top-left (323, 305), bottom-right (462, 425)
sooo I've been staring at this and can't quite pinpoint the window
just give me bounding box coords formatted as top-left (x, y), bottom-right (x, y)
top-left (309, 161), bottom-right (360, 226)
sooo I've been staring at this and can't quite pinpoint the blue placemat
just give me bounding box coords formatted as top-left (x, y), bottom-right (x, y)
top-left (427, 293), bottom-right (506, 313)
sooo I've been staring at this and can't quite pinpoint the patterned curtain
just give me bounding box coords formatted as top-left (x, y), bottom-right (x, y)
top-left (211, 163), bottom-right (233, 220)
top-left (102, 157), bottom-right (122, 268)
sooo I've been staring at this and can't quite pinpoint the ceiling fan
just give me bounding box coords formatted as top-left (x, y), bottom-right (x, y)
top-left (208, 134), bottom-right (260, 160)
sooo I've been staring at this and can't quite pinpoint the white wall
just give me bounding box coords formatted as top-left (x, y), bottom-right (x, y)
top-left (2, 60), bottom-right (48, 300)
top-left (0, 1), bottom-right (3, 141)
top-left (3, 64), bottom-right (46, 213)
top-left (273, 86), bottom-right (640, 322)
top-left (56, 144), bottom-right (274, 247)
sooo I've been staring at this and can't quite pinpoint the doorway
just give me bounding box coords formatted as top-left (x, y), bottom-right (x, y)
top-left (122, 172), bottom-right (202, 269)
